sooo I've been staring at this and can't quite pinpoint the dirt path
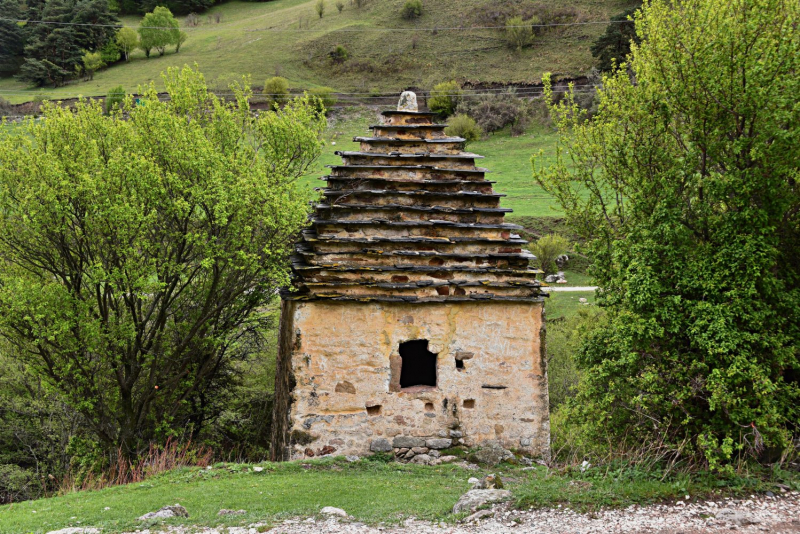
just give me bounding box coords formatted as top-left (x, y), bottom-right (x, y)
top-left (126, 491), bottom-right (800, 534)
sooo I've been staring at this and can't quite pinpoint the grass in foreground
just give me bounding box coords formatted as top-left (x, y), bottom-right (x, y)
top-left (2, 456), bottom-right (795, 534)
top-left (545, 290), bottom-right (596, 321)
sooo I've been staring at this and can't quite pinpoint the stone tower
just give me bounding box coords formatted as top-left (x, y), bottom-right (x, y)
top-left (270, 93), bottom-right (550, 461)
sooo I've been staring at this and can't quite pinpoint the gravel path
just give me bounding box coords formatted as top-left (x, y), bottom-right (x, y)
top-left (543, 286), bottom-right (598, 292)
top-left (125, 491), bottom-right (800, 534)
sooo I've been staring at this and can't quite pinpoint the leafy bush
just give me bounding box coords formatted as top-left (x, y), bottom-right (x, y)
top-left (428, 80), bottom-right (461, 117)
top-left (100, 40), bottom-right (121, 65)
top-left (402, 0), bottom-right (422, 19)
top-left (335, 0), bottom-right (344, 12)
top-left (263, 76), bottom-right (290, 108)
top-left (530, 234), bottom-right (570, 274)
top-left (536, 0), bottom-right (800, 469)
top-left (444, 114), bottom-right (482, 145)
top-left (81, 51), bottom-right (105, 81)
top-left (456, 88), bottom-right (531, 135)
top-left (503, 15), bottom-right (537, 51)
top-left (315, 0), bottom-right (324, 18)
top-left (329, 44), bottom-right (349, 64)
top-left (308, 86), bottom-right (337, 114)
top-left (105, 85), bottom-right (125, 114)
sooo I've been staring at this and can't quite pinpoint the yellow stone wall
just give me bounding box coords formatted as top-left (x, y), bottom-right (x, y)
top-left (276, 300), bottom-right (550, 460)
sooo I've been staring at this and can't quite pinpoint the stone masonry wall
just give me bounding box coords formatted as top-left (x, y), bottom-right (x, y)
top-left (274, 300), bottom-right (550, 460)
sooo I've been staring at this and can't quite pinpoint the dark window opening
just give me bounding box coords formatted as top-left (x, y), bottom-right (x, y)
top-left (463, 399), bottom-right (475, 409)
top-left (399, 339), bottom-right (437, 388)
top-left (366, 405), bottom-right (382, 416)
top-left (424, 402), bottom-right (434, 412)
top-left (455, 358), bottom-right (464, 370)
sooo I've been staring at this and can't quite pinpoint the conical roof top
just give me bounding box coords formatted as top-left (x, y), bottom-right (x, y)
top-left (284, 94), bottom-right (545, 303)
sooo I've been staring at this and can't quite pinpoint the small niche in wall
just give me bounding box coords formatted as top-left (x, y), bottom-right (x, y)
top-left (424, 402), bottom-right (434, 412)
top-left (455, 358), bottom-right (464, 370)
top-left (463, 399), bottom-right (475, 409)
top-left (366, 405), bottom-right (382, 416)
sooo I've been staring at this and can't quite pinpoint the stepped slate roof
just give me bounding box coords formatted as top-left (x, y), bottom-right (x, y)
top-left (283, 99), bottom-right (546, 303)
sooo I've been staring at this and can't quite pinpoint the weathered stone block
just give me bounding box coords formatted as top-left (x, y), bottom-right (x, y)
top-left (369, 438), bottom-right (392, 452)
top-left (426, 438), bottom-right (452, 449)
top-left (393, 436), bottom-right (425, 448)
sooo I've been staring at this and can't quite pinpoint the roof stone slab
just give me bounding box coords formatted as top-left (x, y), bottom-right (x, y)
top-left (284, 96), bottom-right (546, 302)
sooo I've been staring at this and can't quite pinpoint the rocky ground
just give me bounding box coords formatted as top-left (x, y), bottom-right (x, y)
top-left (89, 490), bottom-right (800, 534)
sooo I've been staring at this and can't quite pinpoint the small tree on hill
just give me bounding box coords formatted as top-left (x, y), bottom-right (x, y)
top-left (315, 0), bottom-right (325, 18)
top-left (81, 51), bottom-right (105, 80)
top-left (504, 16), bottom-right (537, 51)
top-left (0, 66), bottom-right (326, 459)
top-left (530, 234), bottom-right (570, 275)
top-left (115, 27), bottom-right (139, 62)
top-left (402, 0), bottom-right (422, 19)
top-left (263, 76), bottom-right (290, 108)
top-left (138, 7), bottom-right (180, 58)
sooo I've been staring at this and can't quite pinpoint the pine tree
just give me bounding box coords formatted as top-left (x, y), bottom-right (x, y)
top-left (590, 7), bottom-right (641, 72)
top-left (0, 0), bottom-right (26, 76)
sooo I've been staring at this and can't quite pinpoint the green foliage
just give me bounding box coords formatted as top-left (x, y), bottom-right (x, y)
top-left (547, 306), bottom-right (603, 409)
top-left (16, 0), bottom-right (119, 87)
top-left (402, 0), bottom-right (422, 19)
top-left (329, 44), bottom-right (349, 64)
top-left (535, 0), bottom-right (800, 468)
top-left (176, 31), bottom-right (188, 53)
top-left (315, 0), bottom-right (324, 18)
top-left (590, 7), bottom-right (641, 72)
top-left (99, 40), bottom-right (121, 65)
top-left (138, 6), bottom-right (180, 58)
top-left (530, 234), bottom-right (569, 274)
top-left (308, 86), bottom-right (337, 114)
top-left (444, 114), bottom-right (482, 145)
top-left (428, 80), bottom-right (461, 117)
top-left (81, 51), bottom-right (105, 80)
top-left (263, 76), bottom-right (290, 108)
top-left (115, 27), bottom-right (139, 62)
top-left (105, 85), bottom-right (125, 114)
top-left (0, 0), bottom-right (26, 76)
top-left (335, 0), bottom-right (344, 13)
top-left (0, 66), bottom-right (325, 460)
top-left (504, 15), bottom-right (537, 51)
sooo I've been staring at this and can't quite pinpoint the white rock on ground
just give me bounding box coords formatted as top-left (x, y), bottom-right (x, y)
top-left (46, 529), bottom-right (101, 534)
top-left (452, 489), bottom-right (513, 514)
top-left (138, 504), bottom-right (189, 521)
top-left (320, 506), bottom-right (348, 517)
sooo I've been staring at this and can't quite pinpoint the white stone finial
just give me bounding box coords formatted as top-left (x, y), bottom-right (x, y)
top-left (397, 91), bottom-right (418, 112)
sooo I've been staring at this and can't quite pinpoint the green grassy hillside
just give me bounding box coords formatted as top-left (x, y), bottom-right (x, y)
top-left (0, 0), bottom-right (638, 103)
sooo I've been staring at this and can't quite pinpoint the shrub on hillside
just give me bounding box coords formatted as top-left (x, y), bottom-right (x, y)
top-left (263, 76), bottom-right (290, 108)
top-left (428, 80), bottom-right (461, 117)
top-left (444, 114), bottom-right (482, 145)
top-left (456, 88), bottom-right (531, 135)
top-left (315, 0), bottom-right (324, 18)
top-left (503, 15), bottom-right (537, 51)
top-left (329, 44), bottom-right (349, 64)
top-left (402, 0), bottom-right (422, 19)
top-left (308, 86), bottom-right (337, 114)
top-left (335, 0), bottom-right (344, 12)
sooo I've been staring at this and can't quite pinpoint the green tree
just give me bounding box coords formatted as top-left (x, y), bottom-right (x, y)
top-left (138, 6), bottom-right (180, 58)
top-left (428, 80), bottom-right (461, 117)
top-left (535, 0), bottom-right (800, 468)
top-left (0, 0), bottom-right (26, 76)
top-left (315, 0), bottom-right (324, 18)
top-left (335, 1), bottom-right (343, 13)
top-left (115, 27), bottom-right (139, 62)
top-left (263, 76), bottom-right (290, 109)
top-left (307, 86), bottom-right (337, 114)
top-left (17, 0), bottom-right (119, 87)
top-left (590, 7), bottom-right (641, 72)
top-left (0, 66), bottom-right (326, 459)
top-left (81, 50), bottom-right (105, 80)
top-left (175, 30), bottom-right (188, 52)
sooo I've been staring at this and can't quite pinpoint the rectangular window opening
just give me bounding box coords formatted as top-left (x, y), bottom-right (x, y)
top-left (366, 405), bottom-right (382, 416)
top-left (399, 339), bottom-right (437, 389)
